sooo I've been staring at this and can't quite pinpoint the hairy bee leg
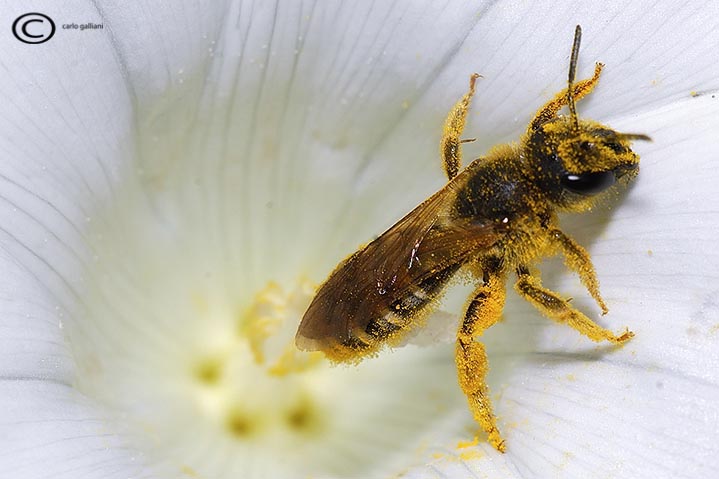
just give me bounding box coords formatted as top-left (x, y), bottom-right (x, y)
top-left (550, 229), bottom-right (608, 314)
top-left (514, 269), bottom-right (633, 344)
top-left (440, 73), bottom-right (480, 181)
top-left (529, 62), bottom-right (603, 131)
top-left (455, 271), bottom-right (507, 452)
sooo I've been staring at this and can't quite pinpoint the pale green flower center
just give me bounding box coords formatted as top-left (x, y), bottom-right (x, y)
top-left (64, 135), bottom-right (467, 478)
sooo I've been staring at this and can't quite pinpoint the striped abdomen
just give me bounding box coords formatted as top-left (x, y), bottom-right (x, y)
top-left (351, 262), bottom-right (463, 348)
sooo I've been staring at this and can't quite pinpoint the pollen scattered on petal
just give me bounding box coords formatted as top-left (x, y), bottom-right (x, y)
top-left (459, 448), bottom-right (484, 461)
top-left (457, 436), bottom-right (479, 449)
top-left (268, 344), bottom-right (324, 376)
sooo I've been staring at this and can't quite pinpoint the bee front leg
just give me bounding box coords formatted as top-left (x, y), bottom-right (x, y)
top-left (550, 229), bottom-right (608, 314)
top-left (440, 73), bottom-right (480, 181)
top-left (455, 269), bottom-right (507, 452)
top-left (529, 62), bottom-right (603, 132)
top-left (514, 266), bottom-right (633, 344)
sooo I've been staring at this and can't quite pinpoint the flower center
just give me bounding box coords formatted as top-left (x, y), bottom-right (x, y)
top-left (66, 153), bottom-right (467, 478)
top-left (183, 280), bottom-right (328, 442)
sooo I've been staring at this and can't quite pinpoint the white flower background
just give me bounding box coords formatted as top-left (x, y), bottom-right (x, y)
top-left (1, 1), bottom-right (718, 478)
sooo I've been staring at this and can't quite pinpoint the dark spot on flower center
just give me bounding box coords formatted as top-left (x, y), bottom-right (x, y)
top-left (286, 398), bottom-right (323, 435)
top-left (194, 357), bottom-right (223, 384)
top-left (226, 408), bottom-right (256, 438)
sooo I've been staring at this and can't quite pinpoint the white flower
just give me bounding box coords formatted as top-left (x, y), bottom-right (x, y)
top-left (1, 1), bottom-right (718, 478)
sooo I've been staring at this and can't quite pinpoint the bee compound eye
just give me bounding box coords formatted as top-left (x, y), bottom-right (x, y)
top-left (561, 171), bottom-right (616, 195)
top-left (605, 141), bottom-right (626, 153)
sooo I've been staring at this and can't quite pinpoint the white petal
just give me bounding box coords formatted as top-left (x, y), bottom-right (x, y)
top-left (0, 381), bottom-right (152, 479)
top-left (0, 2), bottom-right (135, 381)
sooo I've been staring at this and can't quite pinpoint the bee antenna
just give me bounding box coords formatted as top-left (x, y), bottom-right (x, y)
top-left (617, 132), bottom-right (653, 142)
top-left (567, 25), bottom-right (582, 132)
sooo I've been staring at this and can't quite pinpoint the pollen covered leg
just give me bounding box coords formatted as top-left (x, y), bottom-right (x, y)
top-left (455, 271), bottom-right (507, 452)
top-left (550, 229), bottom-right (608, 314)
top-left (514, 269), bottom-right (633, 344)
top-left (440, 73), bottom-right (480, 181)
top-left (529, 62), bottom-right (604, 131)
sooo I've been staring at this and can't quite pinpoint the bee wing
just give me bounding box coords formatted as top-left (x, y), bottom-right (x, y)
top-left (296, 179), bottom-right (502, 358)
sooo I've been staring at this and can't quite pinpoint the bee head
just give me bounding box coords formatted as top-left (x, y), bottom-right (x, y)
top-left (526, 25), bottom-right (650, 212)
top-left (530, 118), bottom-right (650, 211)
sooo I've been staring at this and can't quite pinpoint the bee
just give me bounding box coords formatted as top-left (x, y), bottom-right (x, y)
top-left (296, 25), bottom-right (650, 452)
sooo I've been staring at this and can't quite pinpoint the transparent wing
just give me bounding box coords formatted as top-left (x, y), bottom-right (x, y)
top-left (296, 177), bottom-right (501, 358)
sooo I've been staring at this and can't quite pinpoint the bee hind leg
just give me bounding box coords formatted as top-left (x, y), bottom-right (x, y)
top-left (440, 73), bottom-right (480, 181)
top-left (455, 268), bottom-right (507, 452)
top-left (514, 266), bottom-right (634, 344)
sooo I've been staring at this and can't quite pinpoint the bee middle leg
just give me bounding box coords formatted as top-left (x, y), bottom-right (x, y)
top-left (514, 266), bottom-right (633, 344)
top-left (440, 73), bottom-right (480, 181)
top-left (455, 269), bottom-right (507, 453)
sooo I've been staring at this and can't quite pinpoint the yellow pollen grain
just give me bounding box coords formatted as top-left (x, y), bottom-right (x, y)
top-left (238, 282), bottom-right (286, 364)
top-left (268, 345), bottom-right (323, 376)
top-left (238, 278), bottom-right (322, 376)
top-left (457, 436), bottom-right (479, 449)
top-left (459, 448), bottom-right (484, 461)
top-left (180, 465), bottom-right (200, 477)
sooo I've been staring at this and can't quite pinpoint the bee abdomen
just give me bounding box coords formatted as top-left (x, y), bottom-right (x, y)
top-left (364, 262), bottom-right (462, 341)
